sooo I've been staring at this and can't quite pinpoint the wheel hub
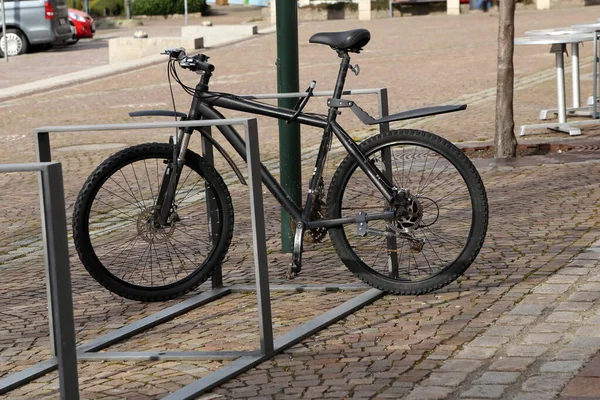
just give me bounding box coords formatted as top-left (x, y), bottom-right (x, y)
top-left (1, 33), bottom-right (23, 56)
top-left (137, 206), bottom-right (177, 243)
top-left (392, 190), bottom-right (423, 230)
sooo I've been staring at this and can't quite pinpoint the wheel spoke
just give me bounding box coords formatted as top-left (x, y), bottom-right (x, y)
top-left (330, 131), bottom-right (486, 294)
top-left (75, 145), bottom-right (232, 300)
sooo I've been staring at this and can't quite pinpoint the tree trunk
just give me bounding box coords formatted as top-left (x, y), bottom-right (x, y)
top-left (125, 0), bottom-right (131, 19)
top-left (494, 0), bottom-right (518, 158)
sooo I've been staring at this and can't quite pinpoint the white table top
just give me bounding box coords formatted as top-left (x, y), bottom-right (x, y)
top-left (525, 28), bottom-right (585, 36)
top-left (571, 22), bottom-right (600, 31)
top-left (515, 33), bottom-right (595, 45)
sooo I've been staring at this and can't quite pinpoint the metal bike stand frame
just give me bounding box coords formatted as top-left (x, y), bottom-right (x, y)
top-left (0, 104), bottom-right (389, 397)
top-left (0, 162), bottom-right (79, 400)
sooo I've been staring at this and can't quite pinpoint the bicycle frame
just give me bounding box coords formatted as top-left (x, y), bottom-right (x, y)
top-left (191, 96), bottom-right (397, 230)
top-left (159, 51), bottom-right (400, 233)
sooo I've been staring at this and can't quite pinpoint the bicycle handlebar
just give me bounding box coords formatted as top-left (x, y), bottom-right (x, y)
top-left (161, 47), bottom-right (214, 74)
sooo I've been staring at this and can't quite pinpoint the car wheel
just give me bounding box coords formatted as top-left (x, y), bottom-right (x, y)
top-left (67, 37), bottom-right (79, 45)
top-left (0, 29), bottom-right (28, 56)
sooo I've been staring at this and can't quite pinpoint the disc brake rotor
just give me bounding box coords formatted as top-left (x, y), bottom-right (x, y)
top-left (137, 206), bottom-right (177, 243)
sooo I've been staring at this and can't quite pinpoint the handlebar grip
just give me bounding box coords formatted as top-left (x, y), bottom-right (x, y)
top-left (180, 56), bottom-right (214, 73)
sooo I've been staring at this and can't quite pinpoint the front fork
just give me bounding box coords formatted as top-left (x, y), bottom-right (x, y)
top-left (156, 128), bottom-right (192, 226)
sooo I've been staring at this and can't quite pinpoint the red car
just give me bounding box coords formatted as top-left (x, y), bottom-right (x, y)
top-left (68, 8), bottom-right (94, 42)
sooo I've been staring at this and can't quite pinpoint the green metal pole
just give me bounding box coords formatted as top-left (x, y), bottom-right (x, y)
top-left (275, 0), bottom-right (301, 253)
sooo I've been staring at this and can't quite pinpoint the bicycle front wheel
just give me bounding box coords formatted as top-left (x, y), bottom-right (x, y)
top-left (73, 143), bottom-right (234, 301)
top-left (327, 129), bottom-right (488, 295)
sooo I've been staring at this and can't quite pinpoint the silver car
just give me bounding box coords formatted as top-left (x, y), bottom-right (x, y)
top-left (0, 0), bottom-right (72, 56)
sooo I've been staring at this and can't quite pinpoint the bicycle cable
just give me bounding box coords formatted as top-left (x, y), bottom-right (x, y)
top-left (168, 60), bottom-right (328, 122)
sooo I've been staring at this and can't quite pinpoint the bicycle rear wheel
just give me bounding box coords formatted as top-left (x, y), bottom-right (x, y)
top-left (327, 129), bottom-right (488, 294)
top-left (73, 142), bottom-right (234, 301)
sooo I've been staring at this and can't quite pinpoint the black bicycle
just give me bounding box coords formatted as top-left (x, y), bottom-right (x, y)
top-left (72, 29), bottom-right (489, 302)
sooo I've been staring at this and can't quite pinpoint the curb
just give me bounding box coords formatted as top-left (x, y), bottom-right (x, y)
top-left (0, 25), bottom-right (276, 103)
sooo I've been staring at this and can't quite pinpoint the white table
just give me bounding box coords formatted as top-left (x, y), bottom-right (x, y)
top-left (570, 23), bottom-right (600, 118)
top-left (515, 33), bottom-right (597, 136)
top-left (524, 28), bottom-right (587, 119)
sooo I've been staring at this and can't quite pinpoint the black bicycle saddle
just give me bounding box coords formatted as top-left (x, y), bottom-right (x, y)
top-left (309, 29), bottom-right (371, 53)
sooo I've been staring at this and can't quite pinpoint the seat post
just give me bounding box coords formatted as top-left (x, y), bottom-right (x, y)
top-left (332, 51), bottom-right (351, 100)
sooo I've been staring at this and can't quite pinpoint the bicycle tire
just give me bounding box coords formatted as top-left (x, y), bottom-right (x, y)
top-left (326, 129), bottom-right (488, 294)
top-left (73, 142), bottom-right (234, 301)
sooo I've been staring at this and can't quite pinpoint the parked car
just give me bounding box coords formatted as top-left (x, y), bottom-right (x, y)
top-left (0, 0), bottom-right (72, 56)
top-left (67, 8), bottom-right (94, 44)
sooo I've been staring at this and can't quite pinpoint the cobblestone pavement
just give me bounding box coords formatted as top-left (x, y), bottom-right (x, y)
top-left (2, 5), bottom-right (600, 400)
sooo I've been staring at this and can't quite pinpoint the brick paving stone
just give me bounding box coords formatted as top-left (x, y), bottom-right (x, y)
top-left (474, 372), bottom-right (520, 385)
top-left (460, 385), bottom-right (507, 399)
top-left (405, 386), bottom-right (455, 400)
top-left (540, 361), bottom-right (584, 373)
top-left (490, 357), bottom-right (536, 372)
top-left (522, 374), bottom-right (572, 392)
top-left (455, 347), bottom-right (498, 360)
top-left (569, 337), bottom-right (600, 348)
top-left (554, 348), bottom-right (598, 361)
top-left (522, 333), bottom-right (563, 345)
top-left (567, 292), bottom-right (600, 302)
top-left (509, 304), bottom-right (547, 316)
top-left (529, 323), bottom-right (571, 334)
top-left (506, 345), bottom-right (549, 357)
top-left (513, 394), bottom-right (561, 400)
top-left (438, 360), bottom-right (484, 373)
top-left (470, 336), bottom-right (510, 348)
top-left (421, 372), bottom-right (469, 387)
top-left (547, 312), bottom-right (584, 323)
top-left (533, 284), bottom-right (572, 294)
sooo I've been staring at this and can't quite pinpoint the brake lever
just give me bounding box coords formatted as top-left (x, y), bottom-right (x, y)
top-left (161, 47), bottom-right (186, 60)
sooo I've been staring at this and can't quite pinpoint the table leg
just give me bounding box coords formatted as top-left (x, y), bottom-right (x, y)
top-left (571, 43), bottom-right (580, 109)
top-left (554, 46), bottom-right (567, 124)
top-left (594, 31), bottom-right (598, 119)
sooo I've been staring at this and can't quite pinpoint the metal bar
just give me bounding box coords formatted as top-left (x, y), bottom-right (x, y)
top-left (77, 351), bottom-right (260, 361)
top-left (164, 288), bottom-right (384, 399)
top-left (0, 162), bottom-right (59, 173)
top-left (34, 119), bottom-right (259, 134)
top-left (0, 359), bottom-right (58, 394)
top-left (35, 132), bottom-right (51, 163)
top-left (201, 124), bottom-right (223, 289)
top-left (240, 88), bottom-right (385, 100)
top-left (229, 284), bottom-right (369, 292)
top-left (40, 163), bottom-right (80, 399)
top-left (162, 355), bottom-right (265, 400)
top-left (273, 288), bottom-right (384, 350)
top-left (572, 43), bottom-right (581, 109)
top-left (245, 119), bottom-right (274, 357)
top-left (0, 163), bottom-right (78, 398)
top-left (78, 288), bottom-right (231, 353)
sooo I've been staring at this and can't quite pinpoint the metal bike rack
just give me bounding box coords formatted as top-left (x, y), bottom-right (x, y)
top-left (0, 162), bottom-right (79, 400)
top-left (0, 107), bottom-right (389, 398)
